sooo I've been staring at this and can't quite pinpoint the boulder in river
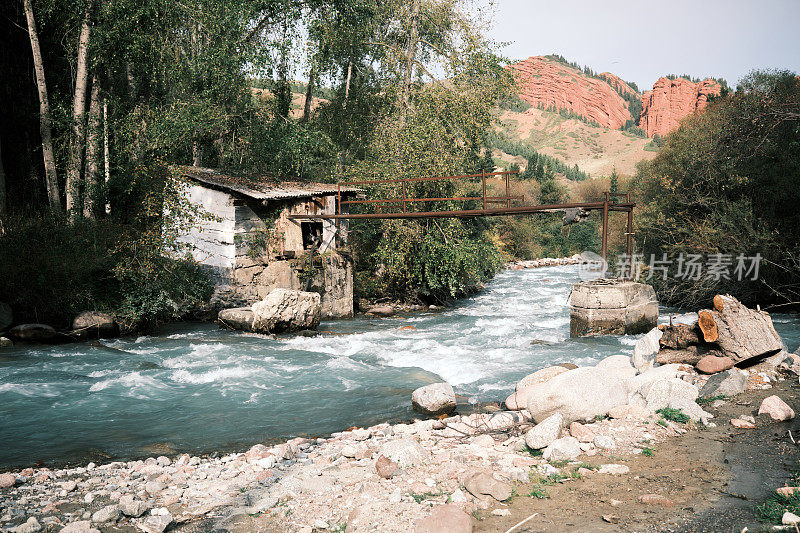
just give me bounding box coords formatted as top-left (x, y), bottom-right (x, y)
top-left (412, 382), bottom-right (456, 416)
top-left (7, 323), bottom-right (58, 343)
top-left (251, 288), bottom-right (321, 333)
top-left (218, 307), bottom-right (255, 332)
top-left (72, 311), bottom-right (118, 338)
top-left (367, 305), bottom-right (395, 317)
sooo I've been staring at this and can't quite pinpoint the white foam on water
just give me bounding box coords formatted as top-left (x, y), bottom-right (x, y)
top-left (0, 382), bottom-right (61, 398)
top-left (88, 372), bottom-right (167, 399)
top-left (170, 366), bottom-right (258, 384)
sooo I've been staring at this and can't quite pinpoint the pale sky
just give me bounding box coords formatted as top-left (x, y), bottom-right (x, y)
top-left (488, 0), bottom-right (800, 91)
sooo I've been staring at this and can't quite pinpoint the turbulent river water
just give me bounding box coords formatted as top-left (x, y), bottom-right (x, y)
top-left (2, 265), bottom-right (799, 468)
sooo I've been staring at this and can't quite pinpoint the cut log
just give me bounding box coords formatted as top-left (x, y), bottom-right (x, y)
top-left (656, 346), bottom-right (702, 365)
top-left (655, 345), bottom-right (726, 366)
top-left (698, 295), bottom-right (783, 363)
top-left (659, 322), bottom-right (700, 349)
top-left (698, 311), bottom-right (719, 342)
top-left (713, 295), bottom-right (725, 311)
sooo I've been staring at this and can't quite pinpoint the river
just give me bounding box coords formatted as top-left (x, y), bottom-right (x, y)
top-left (2, 265), bottom-right (799, 468)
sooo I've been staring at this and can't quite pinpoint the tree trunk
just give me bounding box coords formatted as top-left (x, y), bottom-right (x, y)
top-left (344, 59), bottom-right (352, 106)
top-left (302, 65), bottom-right (315, 122)
top-left (103, 99), bottom-right (110, 214)
top-left (83, 75), bottom-right (102, 219)
top-left (0, 137), bottom-right (5, 214)
top-left (192, 141), bottom-right (203, 166)
top-left (23, 0), bottom-right (60, 210)
top-left (65, 0), bottom-right (95, 219)
top-left (698, 294), bottom-right (783, 363)
top-left (401, 0), bottom-right (421, 112)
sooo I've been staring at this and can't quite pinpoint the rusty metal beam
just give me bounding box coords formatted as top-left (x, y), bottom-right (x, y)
top-left (288, 202), bottom-right (634, 220)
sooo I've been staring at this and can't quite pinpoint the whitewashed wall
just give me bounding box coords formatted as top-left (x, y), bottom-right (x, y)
top-left (176, 185), bottom-right (236, 270)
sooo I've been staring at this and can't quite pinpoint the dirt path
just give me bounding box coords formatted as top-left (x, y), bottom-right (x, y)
top-left (476, 379), bottom-right (800, 533)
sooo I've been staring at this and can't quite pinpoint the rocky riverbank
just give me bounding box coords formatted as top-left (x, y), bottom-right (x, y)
top-left (1, 342), bottom-right (798, 532)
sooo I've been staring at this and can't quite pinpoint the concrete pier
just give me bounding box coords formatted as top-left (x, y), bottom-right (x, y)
top-left (570, 279), bottom-right (658, 337)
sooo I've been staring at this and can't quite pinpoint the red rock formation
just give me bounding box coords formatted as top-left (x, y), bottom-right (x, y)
top-left (639, 77), bottom-right (721, 137)
top-left (599, 72), bottom-right (639, 98)
top-left (507, 57), bottom-right (632, 129)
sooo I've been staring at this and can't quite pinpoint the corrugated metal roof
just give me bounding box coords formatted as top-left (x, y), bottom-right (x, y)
top-left (173, 166), bottom-right (359, 200)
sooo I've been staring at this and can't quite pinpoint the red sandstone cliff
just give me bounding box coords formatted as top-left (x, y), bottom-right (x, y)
top-left (599, 72), bottom-right (638, 99)
top-left (639, 77), bottom-right (721, 137)
top-left (507, 57), bottom-right (632, 129)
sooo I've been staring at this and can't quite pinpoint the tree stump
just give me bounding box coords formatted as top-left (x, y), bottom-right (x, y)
top-left (697, 294), bottom-right (783, 363)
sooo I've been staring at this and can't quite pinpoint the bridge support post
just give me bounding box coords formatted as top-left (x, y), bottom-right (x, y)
top-left (601, 192), bottom-right (609, 263)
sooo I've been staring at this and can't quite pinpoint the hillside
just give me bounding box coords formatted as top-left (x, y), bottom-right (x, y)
top-left (494, 106), bottom-right (656, 176)
top-left (499, 55), bottom-right (721, 178)
top-left (506, 56), bottom-right (632, 129)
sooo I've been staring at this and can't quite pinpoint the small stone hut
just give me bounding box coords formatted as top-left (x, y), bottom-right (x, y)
top-left (173, 166), bottom-right (358, 318)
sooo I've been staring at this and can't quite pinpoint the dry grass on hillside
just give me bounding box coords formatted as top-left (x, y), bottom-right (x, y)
top-left (496, 107), bottom-right (656, 177)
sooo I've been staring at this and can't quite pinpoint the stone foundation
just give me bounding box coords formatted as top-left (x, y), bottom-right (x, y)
top-left (570, 279), bottom-right (658, 337)
top-left (210, 253), bottom-right (354, 319)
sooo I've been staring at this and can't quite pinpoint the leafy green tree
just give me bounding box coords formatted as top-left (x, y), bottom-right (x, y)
top-left (633, 69), bottom-right (800, 308)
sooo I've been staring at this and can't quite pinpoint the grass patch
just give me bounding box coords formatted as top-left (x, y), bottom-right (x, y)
top-left (755, 492), bottom-right (800, 523)
top-left (642, 447), bottom-right (655, 457)
top-left (548, 459), bottom-right (570, 468)
top-left (523, 446), bottom-right (543, 457)
top-left (697, 394), bottom-right (728, 406)
top-left (656, 407), bottom-right (690, 424)
top-left (576, 462), bottom-right (599, 471)
top-left (528, 486), bottom-right (550, 499)
top-left (410, 490), bottom-right (446, 503)
top-left (535, 472), bottom-right (571, 485)
top-left (591, 414), bottom-right (609, 422)
top-left (657, 418), bottom-right (668, 427)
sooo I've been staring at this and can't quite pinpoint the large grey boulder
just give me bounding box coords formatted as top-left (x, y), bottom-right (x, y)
top-left (251, 289), bottom-right (321, 333)
top-left (72, 311), bottom-right (117, 338)
top-left (506, 366), bottom-right (570, 410)
top-left (526, 357), bottom-right (634, 423)
top-left (8, 324), bottom-right (57, 343)
top-left (217, 308), bottom-right (255, 332)
top-left (379, 439), bottom-right (429, 468)
top-left (700, 369), bottom-right (748, 398)
top-left (543, 436), bottom-right (581, 461)
top-left (641, 378), bottom-right (699, 411)
top-left (632, 328), bottom-right (662, 372)
top-left (412, 382), bottom-right (456, 416)
top-left (524, 413), bottom-right (563, 450)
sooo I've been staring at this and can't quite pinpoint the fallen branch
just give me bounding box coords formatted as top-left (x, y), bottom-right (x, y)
top-left (504, 513), bottom-right (538, 533)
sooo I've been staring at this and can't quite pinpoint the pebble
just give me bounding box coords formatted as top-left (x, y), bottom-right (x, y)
top-left (594, 435), bottom-right (616, 450)
top-left (783, 512), bottom-right (800, 525)
top-left (0, 473), bottom-right (16, 488)
top-left (639, 494), bottom-right (675, 507)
